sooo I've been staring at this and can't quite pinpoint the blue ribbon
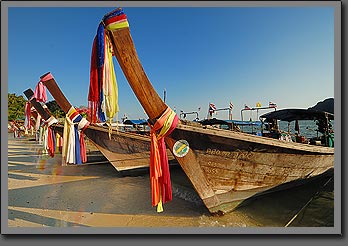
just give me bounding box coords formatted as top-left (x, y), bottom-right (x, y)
top-left (52, 130), bottom-right (56, 153)
top-left (96, 22), bottom-right (106, 122)
top-left (73, 115), bottom-right (83, 164)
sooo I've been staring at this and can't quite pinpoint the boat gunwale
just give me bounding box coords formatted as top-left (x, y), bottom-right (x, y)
top-left (53, 123), bottom-right (151, 142)
top-left (176, 123), bottom-right (334, 154)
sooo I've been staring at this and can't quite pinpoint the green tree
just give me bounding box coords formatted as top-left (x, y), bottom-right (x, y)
top-left (46, 100), bottom-right (65, 118)
top-left (8, 93), bottom-right (26, 121)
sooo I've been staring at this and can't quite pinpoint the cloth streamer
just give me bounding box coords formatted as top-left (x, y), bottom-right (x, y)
top-left (88, 17), bottom-right (119, 127)
top-left (103, 9), bottom-right (176, 212)
top-left (41, 116), bottom-right (58, 157)
top-left (46, 127), bottom-right (56, 157)
top-left (148, 107), bottom-right (179, 212)
top-left (24, 102), bottom-right (31, 133)
top-left (55, 132), bottom-right (63, 153)
top-left (62, 107), bottom-right (90, 165)
top-left (34, 81), bottom-right (47, 103)
top-left (42, 125), bottom-right (48, 154)
top-left (38, 124), bottom-right (44, 145)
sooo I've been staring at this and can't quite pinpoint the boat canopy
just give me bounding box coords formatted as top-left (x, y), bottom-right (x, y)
top-left (199, 118), bottom-right (232, 126)
top-left (123, 119), bottom-right (148, 125)
top-left (259, 109), bottom-right (334, 122)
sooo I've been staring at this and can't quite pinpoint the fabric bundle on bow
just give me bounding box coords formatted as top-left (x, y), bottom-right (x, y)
top-left (24, 102), bottom-right (32, 134)
top-left (41, 116), bottom-right (58, 157)
top-left (88, 13), bottom-right (121, 127)
top-left (38, 123), bottom-right (44, 145)
top-left (34, 80), bottom-right (47, 103)
top-left (35, 113), bottom-right (42, 142)
top-left (56, 132), bottom-right (63, 153)
top-left (148, 107), bottom-right (179, 212)
top-left (103, 8), bottom-right (129, 31)
top-left (41, 124), bottom-right (48, 154)
top-left (62, 107), bottom-right (90, 165)
top-left (46, 127), bottom-right (56, 157)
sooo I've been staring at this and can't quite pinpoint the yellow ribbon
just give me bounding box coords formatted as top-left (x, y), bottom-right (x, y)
top-left (156, 194), bottom-right (163, 213)
top-left (158, 110), bottom-right (176, 139)
top-left (106, 20), bottom-right (129, 31)
top-left (149, 107), bottom-right (178, 213)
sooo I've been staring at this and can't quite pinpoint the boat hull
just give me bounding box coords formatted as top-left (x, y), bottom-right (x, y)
top-left (166, 123), bottom-right (334, 214)
top-left (103, 9), bottom-right (335, 214)
top-left (55, 124), bottom-right (175, 172)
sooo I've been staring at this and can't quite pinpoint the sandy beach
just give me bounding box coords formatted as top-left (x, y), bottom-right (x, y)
top-left (6, 132), bottom-right (335, 232)
top-left (7, 133), bottom-right (259, 229)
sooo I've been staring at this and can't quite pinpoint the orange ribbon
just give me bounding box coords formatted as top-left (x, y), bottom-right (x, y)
top-left (149, 107), bottom-right (178, 212)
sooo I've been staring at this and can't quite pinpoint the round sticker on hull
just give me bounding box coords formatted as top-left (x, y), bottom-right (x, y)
top-left (173, 140), bottom-right (189, 157)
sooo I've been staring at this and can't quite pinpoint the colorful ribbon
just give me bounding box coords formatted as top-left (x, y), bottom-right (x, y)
top-left (102, 8), bottom-right (129, 30)
top-left (46, 127), bottom-right (56, 157)
top-left (55, 132), bottom-right (63, 153)
top-left (148, 107), bottom-right (179, 212)
top-left (24, 102), bottom-right (32, 133)
top-left (34, 81), bottom-right (47, 103)
top-left (88, 18), bottom-right (119, 127)
top-left (62, 107), bottom-right (90, 164)
top-left (104, 13), bottom-right (129, 31)
top-left (42, 124), bottom-right (48, 154)
top-left (41, 116), bottom-right (59, 157)
top-left (35, 114), bottom-right (42, 142)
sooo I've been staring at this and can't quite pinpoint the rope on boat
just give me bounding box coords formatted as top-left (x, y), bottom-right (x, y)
top-left (284, 176), bottom-right (333, 227)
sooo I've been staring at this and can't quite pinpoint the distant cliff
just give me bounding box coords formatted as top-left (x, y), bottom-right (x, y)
top-left (308, 98), bottom-right (334, 114)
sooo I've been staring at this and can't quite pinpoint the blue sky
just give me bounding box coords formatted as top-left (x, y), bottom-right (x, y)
top-left (7, 4), bottom-right (335, 121)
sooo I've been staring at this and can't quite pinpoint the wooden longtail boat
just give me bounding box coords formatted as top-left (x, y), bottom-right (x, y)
top-left (40, 74), bottom-right (176, 171)
top-left (97, 7), bottom-right (334, 214)
top-left (23, 88), bottom-right (65, 143)
top-left (24, 88), bottom-right (111, 164)
top-left (24, 89), bottom-right (56, 120)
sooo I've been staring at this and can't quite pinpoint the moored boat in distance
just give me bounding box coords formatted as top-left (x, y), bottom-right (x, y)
top-left (102, 7), bottom-right (334, 214)
top-left (260, 108), bottom-right (334, 147)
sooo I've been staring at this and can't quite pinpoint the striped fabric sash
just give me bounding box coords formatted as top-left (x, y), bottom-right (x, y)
top-left (42, 116), bottom-right (59, 157)
top-left (103, 9), bottom-right (129, 31)
top-left (149, 107), bottom-right (179, 212)
top-left (62, 107), bottom-right (90, 165)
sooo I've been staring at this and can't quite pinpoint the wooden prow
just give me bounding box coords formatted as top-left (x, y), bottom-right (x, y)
top-left (23, 88), bottom-right (51, 121)
top-left (23, 88), bottom-right (63, 136)
top-left (40, 73), bottom-right (73, 114)
top-left (106, 12), bottom-right (221, 210)
top-left (107, 28), bottom-right (167, 120)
